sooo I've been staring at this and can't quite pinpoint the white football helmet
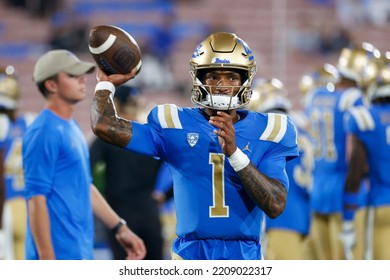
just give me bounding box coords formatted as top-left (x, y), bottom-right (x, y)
top-left (189, 32), bottom-right (256, 110)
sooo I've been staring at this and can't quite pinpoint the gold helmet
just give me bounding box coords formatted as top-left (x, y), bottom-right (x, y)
top-left (299, 63), bottom-right (339, 96)
top-left (248, 78), bottom-right (291, 113)
top-left (0, 65), bottom-right (20, 110)
top-left (189, 32), bottom-right (256, 110)
top-left (367, 52), bottom-right (390, 102)
top-left (337, 42), bottom-right (383, 89)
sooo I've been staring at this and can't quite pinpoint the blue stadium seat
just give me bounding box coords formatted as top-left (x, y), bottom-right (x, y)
top-left (73, 1), bottom-right (174, 16)
top-left (112, 21), bottom-right (208, 41)
top-left (0, 43), bottom-right (47, 59)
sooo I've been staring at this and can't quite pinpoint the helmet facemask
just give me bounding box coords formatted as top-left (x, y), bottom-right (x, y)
top-left (189, 32), bottom-right (256, 110)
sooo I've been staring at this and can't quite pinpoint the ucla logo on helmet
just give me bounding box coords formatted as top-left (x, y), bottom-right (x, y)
top-left (192, 44), bottom-right (203, 58)
top-left (212, 58), bottom-right (231, 64)
top-left (187, 133), bottom-right (199, 147)
top-left (237, 38), bottom-right (254, 61)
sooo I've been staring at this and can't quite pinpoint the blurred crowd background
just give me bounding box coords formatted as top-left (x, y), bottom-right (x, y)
top-left (1, 0), bottom-right (390, 141)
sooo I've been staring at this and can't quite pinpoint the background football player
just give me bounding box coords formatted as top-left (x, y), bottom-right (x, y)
top-left (344, 53), bottom-right (390, 259)
top-left (306, 43), bottom-right (379, 259)
top-left (249, 78), bottom-right (313, 260)
top-left (0, 66), bottom-right (36, 259)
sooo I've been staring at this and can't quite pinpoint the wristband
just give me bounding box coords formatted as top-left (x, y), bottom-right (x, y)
top-left (342, 220), bottom-right (354, 232)
top-left (343, 208), bottom-right (355, 221)
top-left (343, 192), bottom-right (359, 221)
top-left (228, 148), bottom-right (250, 172)
top-left (94, 81), bottom-right (115, 97)
top-left (111, 218), bottom-right (126, 235)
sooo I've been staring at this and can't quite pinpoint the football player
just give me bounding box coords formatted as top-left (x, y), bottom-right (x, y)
top-left (306, 43), bottom-right (379, 259)
top-left (0, 66), bottom-right (20, 259)
top-left (339, 43), bottom-right (384, 260)
top-left (249, 78), bottom-right (313, 260)
top-left (0, 67), bottom-right (14, 260)
top-left (91, 32), bottom-right (299, 260)
top-left (0, 66), bottom-right (35, 259)
top-left (344, 53), bottom-right (390, 259)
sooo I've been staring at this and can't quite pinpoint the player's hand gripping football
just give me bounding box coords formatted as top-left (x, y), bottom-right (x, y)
top-left (96, 67), bottom-right (138, 87)
top-left (209, 111), bottom-right (237, 157)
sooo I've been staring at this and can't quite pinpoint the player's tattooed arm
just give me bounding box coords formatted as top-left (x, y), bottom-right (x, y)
top-left (91, 65), bottom-right (138, 147)
top-left (237, 163), bottom-right (287, 218)
top-left (91, 89), bottom-right (132, 148)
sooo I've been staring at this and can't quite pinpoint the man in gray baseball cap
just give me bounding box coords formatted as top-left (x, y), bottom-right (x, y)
top-left (33, 49), bottom-right (95, 84)
top-left (22, 48), bottom-right (147, 260)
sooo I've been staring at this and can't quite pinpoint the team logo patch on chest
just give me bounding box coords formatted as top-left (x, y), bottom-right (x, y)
top-left (187, 133), bottom-right (199, 147)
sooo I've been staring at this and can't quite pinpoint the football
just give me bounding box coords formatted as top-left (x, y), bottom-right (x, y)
top-left (88, 25), bottom-right (142, 75)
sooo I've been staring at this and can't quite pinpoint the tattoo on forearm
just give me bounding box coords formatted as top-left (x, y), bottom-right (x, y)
top-left (237, 163), bottom-right (287, 218)
top-left (91, 90), bottom-right (133, 147)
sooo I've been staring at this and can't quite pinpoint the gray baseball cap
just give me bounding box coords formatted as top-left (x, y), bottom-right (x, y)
top-left (33, 49), bottom-right (95, 84)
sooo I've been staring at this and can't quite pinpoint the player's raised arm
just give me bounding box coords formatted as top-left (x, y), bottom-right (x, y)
top-left (91, 68), bottom-right (138, 147)
top-left (89, 25), bottom-right (141, 148)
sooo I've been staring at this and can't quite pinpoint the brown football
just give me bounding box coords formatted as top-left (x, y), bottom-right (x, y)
top-left (88, 25), bottom-right (142, 75)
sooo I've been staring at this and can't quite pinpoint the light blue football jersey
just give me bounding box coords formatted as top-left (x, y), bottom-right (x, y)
top-left (307, 87), bottom-right (364, 213)
top-left (265, 111), bottom-right (312, 235)
top-left (0, 114), bottom-right (11, 150)
top-left (4, 113), bottom-right (36, 200)
top-left (125, 105), bottom-right (298, 259)
top-left (346, 104), bottom-right (390, 207)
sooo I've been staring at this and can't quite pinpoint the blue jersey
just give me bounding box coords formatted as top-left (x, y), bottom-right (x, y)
top-left (265, 111), bottom-right (312, 235)
top-left (126, 105), bottom-right (298, 259)
top-left (154, 162), bottom-right (173, 194)
top-left (4, 113), bottom-right (36, 200)
top-left (307, 87), bottom-right (363, 213)
top-left (23, 109), bottom-right (94, 260)
top-left (153, 162), bottom-right (174, 213)
top-left (346, 104), bottom-right (390, 207)
top-left (0, 114), bottom-right (11, 150)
